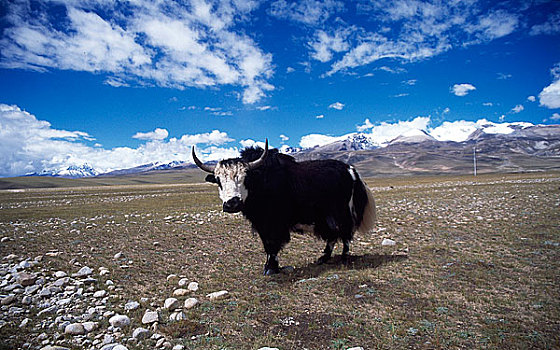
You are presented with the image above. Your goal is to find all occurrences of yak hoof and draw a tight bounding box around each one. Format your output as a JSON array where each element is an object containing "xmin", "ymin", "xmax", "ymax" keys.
[
  {"xmin": 263, "ymin": 267, "xmax": 280, "ymax": 276},
  {"xmin": 316, "ymin": 255, "xmax": 331, "ymax": 265}
]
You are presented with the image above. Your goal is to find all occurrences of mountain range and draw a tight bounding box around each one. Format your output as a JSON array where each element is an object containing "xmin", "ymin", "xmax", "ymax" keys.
[{"xmin": 27, "ymin": 124, "xmax": 560, "ymax": 179}]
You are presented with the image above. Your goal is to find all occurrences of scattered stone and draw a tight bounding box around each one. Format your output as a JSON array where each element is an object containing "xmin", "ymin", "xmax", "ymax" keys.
[
  {"xmin": 83, "ymin": 322, "xmax": 96, "ymax": 333},
  {"xmin": 172, "ymin": 345, "xmax": 185, "ymax": 350},
  {"xmin": 40, "ymin": 346, "xmax": 71, "ymax": 350},
  {"xmin": 187, "ymin": 281, "xmax": 199, "ymax": 291},
  {"xmin": 54, "ymin": 271, "xmax": 67, "ymax": 278},
  {"xmin": 64, "ymin": 323, "xmax": 86, "ymax": 335},
  {"xmin": 94, "ymin": 290, "xmax": 107, "ymax": 298},
  {"xmin": 177, "ymin": 278, "xmax": 189, "ymax": 287},
  {"xmin": 16, "ymin": 272, "xmax": 37, "ymax": 286},
  {"xmin": 381, "ymin": 238, "xmax": 396, "ymax": 246},
  {"xmin": 164, "ymin": 297, "xmax": 180, "ymax": 310},
  {"xmin": 166, "ymin": 274, "xmax": 178, "ymax": 282},
  {"xmin": 169, "ymin": 311, "xmax": 187, "ymax": 322},
  {"xmin": 132, "ymin": 327, "xmax": 150, "ymax": 340},
  {"xmin": 173, "ymin": 288, "xmax": 188, "ymax": 297},
  {"xmin": 109, "ymin": 315, "xmax": 131, "ymax": 328},
  {"xmin": 124, "ymin": 301, "xmax": 140, "ymax": 311},
  {"xmin": 113, "ymin": 252, "xmax": 124, "ymax": 260},
  {"xmin": 1, "ymin": 295, "xmax": 16, "ymax": 305},
  {"xmin": 206, "ymin": 290, "xmax": 229, "ymax": 300},
  {"xmin": 347, "ymin": 347, "xmax": 365, "ymax": 350},
  {"xmin": 257, "ymin": 348, "xmax": 279, "ymax": 350},
  {"xmin": 73, "ymin": 266, "xmax": 93, "ymax": 278},
  {"xmin": 19, "ymin": 318, "xmax": 31, "ymax": 328},
  {"xmin": 184, "ymin": 298, "xmax": 199, "ymax": 309},
  {"xmin": 141, "ymin": 310, "xmax": 159, "ymax": 324}
]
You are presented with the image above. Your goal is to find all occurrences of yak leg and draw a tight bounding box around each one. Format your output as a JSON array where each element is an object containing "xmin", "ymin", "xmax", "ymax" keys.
[
  {"xmin": 341, "ymin": 240, "xmax": 351, "ymax": 264},
  {"xmin": 317, "ymin": 240, "xmax": 336, "ymax": 265},
  {"xmin": 262, "ymin": 239, "xmax": 284, "ymax": 276}
]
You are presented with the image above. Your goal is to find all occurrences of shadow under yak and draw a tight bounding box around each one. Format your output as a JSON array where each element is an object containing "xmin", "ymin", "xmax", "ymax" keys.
[{"xmin": 272, "ymin": 253, "xmax": 408, "ymax": 284}]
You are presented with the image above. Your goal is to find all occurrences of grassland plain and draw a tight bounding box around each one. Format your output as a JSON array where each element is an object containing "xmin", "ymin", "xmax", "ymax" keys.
[{"xmin": 0, "ymin": 172, "xmax": 559, "ymax": 349}]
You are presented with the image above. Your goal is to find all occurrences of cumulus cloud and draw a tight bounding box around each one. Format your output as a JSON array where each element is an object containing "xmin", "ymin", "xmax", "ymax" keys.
[
  {"xmin": 530, "ymin": 13, "xmax": 560, "ymax": 36},
  {"xmin": 280, "ymin": 134, "xmax": 289, "ymax": 142},
  {"xmin": 357, "ymin": 116, "xmax": 431, "ymax": 145},
  {"xmin": 527, "ymin": 96, "xmax": 536, "ymax": 102},
  {"xmin": 0, "ymin": 104, "xmax": 235, "ymax": 177},
  {"xmin": 315, "ymin": 114, "xmax": 325, "ymax": 119},
  {"xmin": 0, "ymin": 0, "xmax": 273, "ymax": 104},
  {"xmin": 329, "ymin": 102, "xmax": 345, "ymax": 110},
  {"xmin": 133, "ymin": 128, "xmax": 169, "ymax": 141},
  {"xmin": 299, "ymin": 134, "xmax": 343, "ymax": 148},
  {"xmin": 539, "ymin": 63, "xmax": 560, "ymax": 109},
  {"xmin": 511, "ymin": 104, "xmax": 524, "ymax": 114},
  {"xmin": 551, "ymin": 113, "xmax": 560, "ymax": 121},
  {"xmin": 451, "ymin": 83, "xmax": 476, "ymax": 97}
]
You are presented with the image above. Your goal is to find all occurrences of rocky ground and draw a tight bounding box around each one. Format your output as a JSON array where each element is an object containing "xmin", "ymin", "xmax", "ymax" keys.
[
  {"xmin": 0, "ymin": 250, "xmax": 235, "ymax": 350},
  {"xmin": 0, "ymin": 173, "xmax": 559, "ymax": 349}
]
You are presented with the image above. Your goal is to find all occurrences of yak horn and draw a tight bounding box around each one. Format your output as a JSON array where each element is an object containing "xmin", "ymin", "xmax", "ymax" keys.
[
  {"xmin": 191, "ymin": 146, "xmax": 215, "ymax": 173},
  {"xmin": 247, "ymin": 139, "xmax": 268, "ymax": 170}
]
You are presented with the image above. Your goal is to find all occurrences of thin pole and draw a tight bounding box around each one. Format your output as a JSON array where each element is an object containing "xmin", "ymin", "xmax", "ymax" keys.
[{"xmin": 473, "ymin": 144, "xmax": 477, "ymax": 177}]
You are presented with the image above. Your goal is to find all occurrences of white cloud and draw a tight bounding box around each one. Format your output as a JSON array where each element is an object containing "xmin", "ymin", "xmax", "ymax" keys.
[
  {"xmin": 299, "ymin": 134, "xmax": 342, "ymax": 148},
  {"xmin": 256, "ymin": 105, "xmax": 273, "ymax": 111},
  {"xmin": 511, "ymin": 104, "xmax": 524, "ymax": 114},
  {"xmin": 280, "ymin": 134, "xmax": 289, "ymax": 142},
  {"xmin": 329, "ymin": 102, "xmax": 345, "ymax": 110},
  {"xmin": 0, "ymin": 1, "xmax": 274, "ymax": 104},
  {"xmin": 133, "ymin": 128, "xmax": 169, "ymax": 141},
  {"xmin": 309, "ymin": 29, "xmax": 351, "ymax": 62},
  {"xmin": 269, "ymin": 0, "xmax": 344, "ymax": 25},
  {"xmin": 451, "ymin": 83, "xmax": 476, "ymax": 97},
  {"xmin": 0, "ymin": 104, "xmax": 235, "ymax": 177},
  {"xmin": 527, "ymin": 96, "xmax": 536, "ymax": 102},
  {"xmin": 315, "ymin": 114, "xmax": 325, "ymax": 119},
  {"xmin": 551, "ymin": 113, "xmax": 560, "ymax": 121},
  {"xmin": 361, "ymin": 116, "xmax": 431, "ymax": 145},
  {"xmin": 323, "ymin": 3, "xmax": 520, "ymax": 76},
  {"xmin": 530, "ymin": 13, "xmax": 560, "ymax": 36},
  {"xmin": 239, "ymin": 139, "xmax": 267, "ymax": 149},
  {"xmin": 539, "ymin": 63, "xmax": 560, "ymax": 109},
  {"xmin": 483, "ymin": 102, "xmax": 493, "ymax": 106},
  {"xmin": 429, "ymin": 119, "xmax": 533, "ymax": 142}
]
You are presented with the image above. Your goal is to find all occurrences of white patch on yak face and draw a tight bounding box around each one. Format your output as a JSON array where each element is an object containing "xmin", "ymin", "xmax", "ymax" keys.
[{"xmin": 214, "ymin": 162, "xmax": 249, "ymax": 203}]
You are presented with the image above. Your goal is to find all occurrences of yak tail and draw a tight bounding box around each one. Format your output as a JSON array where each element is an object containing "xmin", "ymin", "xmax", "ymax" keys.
[{"xmin": 350, "ymin": 168, "xmax": 377, "ymax": 234}]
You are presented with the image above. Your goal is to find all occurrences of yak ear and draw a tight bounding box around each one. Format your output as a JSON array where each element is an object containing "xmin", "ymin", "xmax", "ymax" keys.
[{"xmin": 205, "ymin": 174, "xmax": 217, "ymax": 184}]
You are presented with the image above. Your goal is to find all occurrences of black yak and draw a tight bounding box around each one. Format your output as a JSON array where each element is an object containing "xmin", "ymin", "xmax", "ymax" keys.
[{"xmin": 192, "ymin": 140, "xmax": 376, "ymax": 275}]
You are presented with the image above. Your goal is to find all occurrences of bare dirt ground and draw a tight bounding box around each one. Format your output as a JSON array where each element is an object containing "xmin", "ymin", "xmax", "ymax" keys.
[{"xmin": 1, "ymin": 172, "xmax": 559, "ymax": 349}]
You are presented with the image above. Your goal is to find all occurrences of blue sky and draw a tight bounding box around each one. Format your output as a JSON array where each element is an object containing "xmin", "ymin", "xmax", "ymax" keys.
[{"xmin": 0, "ymin": 0, "xmax": 559, "ymax": 176}]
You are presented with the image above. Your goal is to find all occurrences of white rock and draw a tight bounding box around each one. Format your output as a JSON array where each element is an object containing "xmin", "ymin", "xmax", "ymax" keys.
[
  {"xmin": 173, "ymin": 288, "xmax": 188, "ymax": 297},
  {"xmin": 187, "ymin": 282, "xmax": 199, "ymax": 292},
  {"xmin": 114, "ymin": 252, "xmax": 123, "ymax": 259},
  {"xmin": 206, "ymin": 290, "xmax": 229, "ymax": 300},
  {"xmin": 347, "ymin": 348, "xmax": 364, "ymax": 350},
  {"xmin": 164, "ymin": 297, "xmax": 180, "ymax": 310},
  {"xmin": 132, "ymin": 327, "xmax": 150, "ymax": 340},
  {"xmin": 172, "ymin": 345, "xmax": 185, "ymax": 350},
  {"xmin": 184, "ymin": 298, "xmax": 199, "ymax": 309},
  {"xmin": 177, "ymin": 278, "xmax": 189, "ymax": 287},
  {"xmin": 124, "ymin": 301, "xmax": 140, "ymax": 311},
  {"xmin": 73, "ymin": 266, "xmax": 93, "ymax": 278},
  {"xmin": 94, "ymin": 290, "xmax": 107, "ymax": 298},
  {"xmin": 257, "ymin": 348, "xmax": 279, "ymax": 350},
  {"xmin": 109, "ymin": 314, "xmax": 131, "ymax": 328},
  {"xmin": 83, "ymin": 321, "xmax": 96, "ymax": 332},
  {"xmin": 169, "ymin": 311, "xmax": 187, "ymax": 322},
  {"xmin": 381, "ymin": 238, "xmax": 396, "ymax": 246},
  {"xmin": 54, "ymin": 271, "xmax": 67, "ymax": 278},
  {"xmin": 64, "ymin": 323, "xmax": 86, "ymax": 335},
  {"xmin": 141, "ymin": 310, "xmax": 159, "ymax": 324},
  {"xmin": 19, "ymin": 318, "xmax": 31, "ymax": 327},
  {"xmin": 166, "ymin": 274, "xmax": 178, "ymax": 282}
]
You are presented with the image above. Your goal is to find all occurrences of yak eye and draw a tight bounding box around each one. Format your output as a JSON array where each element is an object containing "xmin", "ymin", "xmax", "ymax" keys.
[{"xmin": 216, "ymin": 177, "xmax": 222, "ymax": 189}]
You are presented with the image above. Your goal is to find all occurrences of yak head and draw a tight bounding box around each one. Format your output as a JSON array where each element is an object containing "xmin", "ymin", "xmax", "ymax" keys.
[{"xmin": 192, "ymin": 140, "xmax": 268, "ymax": 213}]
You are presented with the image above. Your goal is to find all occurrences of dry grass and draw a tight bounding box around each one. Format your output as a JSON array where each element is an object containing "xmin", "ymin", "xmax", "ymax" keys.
[{"xmin": 1, "ymin": 172, "xmax": 559, "ymax": 349}]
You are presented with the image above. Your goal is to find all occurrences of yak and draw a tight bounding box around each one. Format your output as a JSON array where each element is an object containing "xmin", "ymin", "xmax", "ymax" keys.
[{"xmin": 192, "ymin": 140, "xmax": 376, "ymax": 275}]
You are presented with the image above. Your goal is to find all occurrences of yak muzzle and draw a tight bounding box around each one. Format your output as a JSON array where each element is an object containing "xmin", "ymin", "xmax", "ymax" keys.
[{"xmin": 223, "ymin": 197, "xmax": 243, "ymax": 213}]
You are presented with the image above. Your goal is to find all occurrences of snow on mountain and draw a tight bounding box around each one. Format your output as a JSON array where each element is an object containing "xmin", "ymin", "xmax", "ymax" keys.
[
  {"xmin": 29, "ymin": 164, "xmax": 100, "ymax": 178},
  {"xmin": 389, "ymin": 129, "xmax": 437, "ymax": 144}
]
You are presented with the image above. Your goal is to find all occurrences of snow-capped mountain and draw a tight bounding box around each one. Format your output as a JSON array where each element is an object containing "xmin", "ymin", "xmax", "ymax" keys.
[
  {"xmin": 29, "ymin": 164, "xmax": 100, "ymax": 178},
  {"xmin": 389, "ymin": 129, "xmax": 437, "ymax": 144}
]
